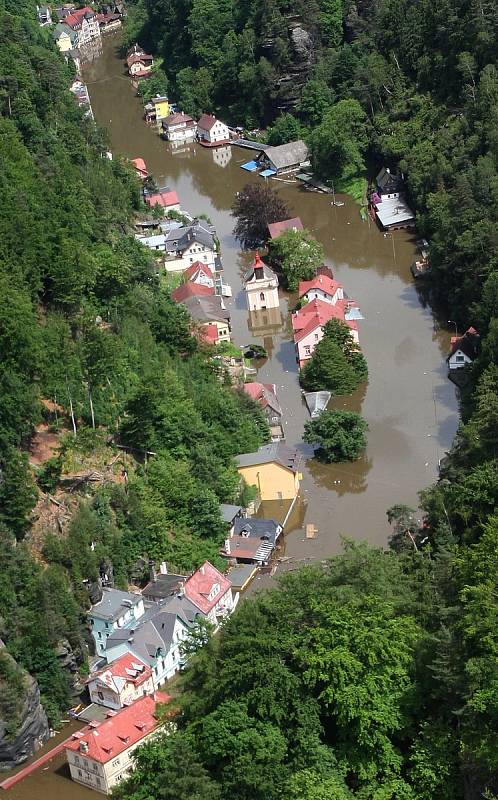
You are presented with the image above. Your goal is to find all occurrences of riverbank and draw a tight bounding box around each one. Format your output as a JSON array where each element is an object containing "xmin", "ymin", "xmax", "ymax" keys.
[{"xmin": 83, "ymin": 33, "xmax": 458, "ymax": 554}]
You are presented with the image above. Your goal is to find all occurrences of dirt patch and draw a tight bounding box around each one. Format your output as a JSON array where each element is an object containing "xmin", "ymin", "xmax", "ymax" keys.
[{"xmin": 29, "ymin": 424, "xmax": 63, "ymax": 466}]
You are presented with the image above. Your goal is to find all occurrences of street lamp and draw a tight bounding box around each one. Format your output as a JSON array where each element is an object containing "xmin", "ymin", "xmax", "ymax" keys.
[{"xmin": 447, "ymin": 320, "xmax": 458, "ymax": 336}]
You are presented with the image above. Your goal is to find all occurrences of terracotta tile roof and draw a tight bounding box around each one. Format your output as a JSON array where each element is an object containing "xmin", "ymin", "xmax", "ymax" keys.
[
  {"xmin": 171, "ymin": 282, "xmax": 214, "ymax": 303},
  {"xmin": 183, "ymin": 561, "xmax": 231, "ymax": 615},
  {"xmin": 200, "ymin": 323, "xmax": 219, "ymax": 345},
  {"xmin": 86, "ymin": 653, "xmax": 152, "ymax": 690},
  {"xmin": 131, "ymin": 157, "xmax": 147, "ymax": 176},
  {"xmin": 292, "ymin": 298, "xmax": 358, "ymax": 343},
  {"xmin": 183, "ymin": 261, "xmax": 213, "ymax": 281},
  {"xmin": 267, "ymin": 217, "xmax": 303, "ymax": 239},
  {"xmin": 144, "ymin": 190, "xmax": 179, "ymax": 208},
  {"xmin": 298, "ymin": 274, "xmax": 341, "ymax": 299},
  {"xmin": 65, "ymin": 693, "xmax": 169, "ymax": 764},
  {"xmin": 64, "ymin": 6, "xmax": 95, "ymax": 28}
]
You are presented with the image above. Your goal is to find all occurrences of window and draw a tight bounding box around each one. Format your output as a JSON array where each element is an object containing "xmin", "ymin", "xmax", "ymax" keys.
[
  {"xmin": 105, "ymin": 622, "xmax": 109, "ymax": 629},
  {"xmin": 98, "ymin": 631, "xmax": 102, "ymax": 638},
  {"xmin": 456, "ymin": 354, "xmax": 465, "ymax": 362},
  {"xmin": 74, "ymin": 755, "xmax": 80, "ymax": 764},
  {"xmin": 78, "ymin": 769, "xmax": 83, "ymax": 778},
  {"xmin": 112, "ymin": 758, "xmax": 120, "ymax": 768},
  {"xmin": 260, "ymin": 292, "xmax": 265, "ymax": 301},
  {"xmin": 304, "ymin": 346, "xmax": 311, "ymax": 355},
  {"xmin": 98, "ymin": 691, "xmax": 104, "ymax": 700},
  {"xmin": 314, "ymin": 333, "xmax": 319, "ymax": 340},
  {"xmin": 96, "ymin": 778, "xmax": 101, "ymax": 787}
]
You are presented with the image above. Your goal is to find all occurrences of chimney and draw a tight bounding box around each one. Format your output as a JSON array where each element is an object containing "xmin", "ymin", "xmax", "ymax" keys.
[
  {"xmin": 79, "ymin": 741, "xmax": 89, "ymax": 754},
  {"xmin": 159, "ymin": 561, "xmax": 168, "ymax": 575},
  {"xmin": 149, "ymin": 560, "xmax": 157, "ymax": 583},
  {"xmin": 200, "ymin": 565, "xmax": 205, "ymax": 575}
]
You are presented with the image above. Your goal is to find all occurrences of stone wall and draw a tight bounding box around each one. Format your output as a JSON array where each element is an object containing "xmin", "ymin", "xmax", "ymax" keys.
[{"xmin": 0, "ymin": 671, "xmax": 49, "ymax": 771}]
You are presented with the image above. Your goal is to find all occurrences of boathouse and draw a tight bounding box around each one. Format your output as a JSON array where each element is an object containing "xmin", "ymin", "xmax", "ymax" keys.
[{"xmin": 257, "ymin": 140, "xmax": 309, "ymax": 175}]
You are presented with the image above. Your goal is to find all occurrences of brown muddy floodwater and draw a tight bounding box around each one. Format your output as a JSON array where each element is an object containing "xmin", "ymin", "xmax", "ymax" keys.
[
  {"xmin": 4, "ymin": 32, "xmax": 459, "ymax": 800},
  {"xmin": 81, "ymin": 34, "xmax": 459, "ymax": 555}
]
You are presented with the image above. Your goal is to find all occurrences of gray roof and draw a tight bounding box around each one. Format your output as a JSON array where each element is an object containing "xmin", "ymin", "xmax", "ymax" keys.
[
  {"xmin": 142, "ymin": 573, "xmax": 186, "ymax": 600},
  {"xmin": 183, "ymin": 295, "xmax": 230, "ymax": 323},
  {"xmin": 234, "ymin": 517, "xmax": 282, "ymax": 545},
  {"xmin": 220, "ymin": 504, "xmax": 242, "ymax": 524},
  {"xmin": 236, "ymin": 442, "xmax": 300, "ymax": 473},
  {"xmin": 375, "ymin": 195, "xmax": 415, "ymax": 229},
  {"xmin": 89, "ymin": 588, "xmax": 142, "ymax": 622},
  {"xmin": 105, "ymin": 596, "xmax": 200, "ymax": 665},
  {"xmin": 261, "ymin": 140, "xmax": 309, "ymax": 171},
  {"xmin": 376, "ymin": 167, "xmax": 402, "ymax": 193},
  {"xmin": 164, "ymin": 221, "xmax": 215, "ymax": 254},
  {"xmin": 228, "ymin": 564, "xmax": 258, "ymax": 591},
  {"xmin": 52, "ymin": 22, "xmax": 77, "ymax": 41}
]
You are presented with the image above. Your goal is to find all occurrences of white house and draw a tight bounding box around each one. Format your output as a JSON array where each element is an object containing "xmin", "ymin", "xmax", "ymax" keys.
[
  {"xmin": 162, "ymin": 220, "xmax": 218, "ymax": 273},
  {"xmin": 104, "ymin": 598, "xmax": 199, "ymax": 687},
  {"xmin": 161, "ymin": 112, "xmax": 197, "ymax": 143},
  {"xmin": 298, "ymin": 274, "xmax": 344, "ymax": 306},
  {"xmin": 88, "ymin": 588, "xmax": 145, "ymax": 658},
  {"xmin": 37, "ymin": 5, "xmax": 52, "ymax": 25},
  {"xmin": 87, "ymin": 653, "xmax": 155, "ymax": 710},
  {"xmin": 447, "ymin": 327, "xmax": 480, "ymax": 370},
  {"xmin": 64, "ymin": 6, "xmax": 101, "ymax": 46},
  {"xmin": 65, "ymin": 692, "xmax": 169, "ymax": 795},
  {"xmin": 182, "ymin": 261, "xmax": 215, "ymax": 288},
  {"xmin": 197, "ymin": 114, "xmax": 230, "ymax": 146},
  {"xmin": 243, "ymin": 252, "xmax": 280, "ymax": 312}
]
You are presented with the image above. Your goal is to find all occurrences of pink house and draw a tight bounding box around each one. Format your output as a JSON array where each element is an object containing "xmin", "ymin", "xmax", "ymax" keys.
[
  {"xmin": 130, "ymin": 157, "xmax": 148, "ymax": 180},
  {"xmin": 292, "ymin": 298, "xmax": 359, "ymax": 367}
]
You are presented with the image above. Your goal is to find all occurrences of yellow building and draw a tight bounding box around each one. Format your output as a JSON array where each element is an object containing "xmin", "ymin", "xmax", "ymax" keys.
[
  {"xmin": 153, "ymin": 95, "xmax": 170, "ymax": 121},
  {"xmin": 236, "ymin": 443, "xmax": 302, "ymax": 501}
]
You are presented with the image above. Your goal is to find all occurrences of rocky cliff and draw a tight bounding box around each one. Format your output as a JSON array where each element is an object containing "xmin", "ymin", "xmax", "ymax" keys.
[{"xmin": 0, "ymin": 649, "xmax": 49, "ymax": 771}]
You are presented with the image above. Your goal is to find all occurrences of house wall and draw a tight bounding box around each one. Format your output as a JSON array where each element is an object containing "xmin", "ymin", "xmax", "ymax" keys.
[
  {"xmin": 199, "ymin": 122, "xmax": 230, "ymax": 144},
  {"xmin": 164, "ymin": 245, "xmax": 216, "ymax": 273},
  {"xmin": 246, "ymin": 282, "xmax": 279, "ymax": 312},
  {"xmin": 56, "ymin": 33, "xmax": 73, "ymax": 52},
  {"xmin": 302, "ymin": 287, "xmax": 343, "ymax": 305},
  {"xmin": 237, "ymin": 463, "xmax": 299, "ymax": 501},
  {"xmin": 90, "ymin": 599, "xmax": 145, "ymax": 657},
  {"xmin": 212, "ymin": 320, "xmax": 231, "ymax": 343},
  {"xmin": 165, "ymin": 124, "xmax": 196, "ymax": 142},
  {"xmin": 130, "ymin": 61, "xmax": 151, "ymax": 76},
  {"xmin": 154, "ymin": 99, "xmax": 170, "ymax": 120},
  {"xmin": 297, "ymin": 324, "xmax": 358, "ymax": 366},
  {"xmin": 448, "ymin": 350, "xmax": 472, "ymax": 370},
  {"xmin": 67, "ymin": 730, "xmax": 161, "ymax": 795},
  {"xmin": 88, "ymin": 674, "xmax": 155, "ymax": 710},
  {"xmin": 78, "ymin": 16, "xmax": 100, "ymax": 44}
]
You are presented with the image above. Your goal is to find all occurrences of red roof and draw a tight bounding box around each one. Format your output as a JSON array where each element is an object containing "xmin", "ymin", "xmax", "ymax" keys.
[
  {"xmin": 292, "ymin": 298, "xmax": 358, "ymax": 343},
  {"xmin": 184, "ymin": 561, "xmax": 231, "ymax": 615},
  {"xmin": 242, "ymin": 382, "xmax": 280, "ymax": 415},
  {"xmin": 171, "ymin": 282, "xmax": 214, "ymax": 303},
  {"xmin": 200, "ymin": 323, "xmax": 219, "ymax": 345},
  {"xmin": 448, "ymin": 328, "xmax": 480, "ymax": 360},
  {"xmin": 64, "ymin": 6, "xmax": 95, "ymax": 28},
  {"xmin": 267, "ymin": 217, "xmax": 304, "ymax": 239},
  {"xmin": 86, "ymin": 653, "xmax": 152, "ymax": 689},
  {"xmin": 298, "ymin": 274, "xmax": 341, "ymax": 300},
  {"xmin": 144, "ymin": 190, "xmax": 179, "ymax": 208},
  {"xmin": 65, "ymin": 693, "xmax": 169, "ymax": 764},
  {"xmin": 183, "ymin": 261, "xmax": 213, "ymax": 281},
  {"xmin": 131, "ymin": 157, "xmax": 147, "ymax": 177}
]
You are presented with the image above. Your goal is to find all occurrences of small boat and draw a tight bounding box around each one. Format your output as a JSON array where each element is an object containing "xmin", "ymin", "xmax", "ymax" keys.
[{"xmin": 304, "ymin": 391, "xmax": 331, "ymax": 418}]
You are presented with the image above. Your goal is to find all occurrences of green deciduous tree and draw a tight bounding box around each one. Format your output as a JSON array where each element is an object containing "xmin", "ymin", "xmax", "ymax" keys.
[
  {"xmin": 303, "ymin": 409, "xmax": 367, "ymax": 462},
  {"xmin": 268, "ymin": 229, "xmax": 324, "ymax": 290}
]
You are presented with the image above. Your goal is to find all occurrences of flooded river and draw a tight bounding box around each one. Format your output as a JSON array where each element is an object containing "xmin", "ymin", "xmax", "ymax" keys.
[
  {"xmin": 82, "ymin": 34, "xmax": 459, "ymax": 554},
  {"xmin": 5, "ymin": 31, "xmax": 459, "ymax": 800}
]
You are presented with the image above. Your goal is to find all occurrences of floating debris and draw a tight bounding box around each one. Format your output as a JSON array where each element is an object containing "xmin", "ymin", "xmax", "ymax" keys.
[{"xmin": 304, "ymin": 391, "xmax": 331, "ymax": 418}]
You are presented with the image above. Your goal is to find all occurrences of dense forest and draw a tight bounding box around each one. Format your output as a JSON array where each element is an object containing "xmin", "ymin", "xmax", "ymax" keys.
[
  {"xmin": 113, "ymin": 0, "xmax": 498, "ymax": 798},
  {"xmin": 0, "ymin": 0, "xmax": 268, "ymax": 727}
]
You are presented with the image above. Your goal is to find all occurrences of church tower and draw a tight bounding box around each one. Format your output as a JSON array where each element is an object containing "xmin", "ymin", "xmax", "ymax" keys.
[{"xmin": 243, "ymin": 252, "xmax": 280, "ymax": 312}]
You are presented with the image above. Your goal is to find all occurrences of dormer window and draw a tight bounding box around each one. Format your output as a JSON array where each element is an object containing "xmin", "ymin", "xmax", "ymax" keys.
[{"xmin": 208, "ymin": 583, "xmax": 220, "ymax": 601}]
